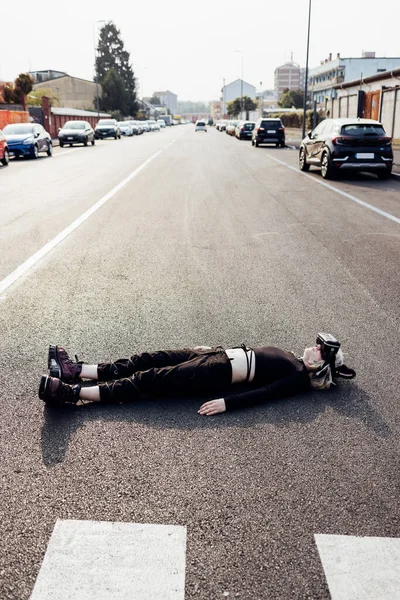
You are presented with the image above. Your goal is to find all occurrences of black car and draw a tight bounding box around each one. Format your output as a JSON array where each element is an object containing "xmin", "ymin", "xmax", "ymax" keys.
[
  {"xmin": 58, "ymin": 120, "xmax": 95, "ymax": 147},
  {"xmin": 94, "ymin": 119, "xmax": 121, "ymax": 140},
  {"xmin": 235, "ymin": 121, "xmax": 255, "ymax": 140},
  {"xmin": 299, "ymin": 118, "xmax": 393, "ymax": 180},
  {"xmin": 252, "ymin": 118, "xmax": 285, "ymax": 147}
]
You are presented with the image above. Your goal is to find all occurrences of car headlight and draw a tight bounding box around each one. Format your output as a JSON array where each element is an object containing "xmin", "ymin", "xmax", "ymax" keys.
[{"xmin": 23, "ymin": 137, "xmax": 35, "ymax": 145}]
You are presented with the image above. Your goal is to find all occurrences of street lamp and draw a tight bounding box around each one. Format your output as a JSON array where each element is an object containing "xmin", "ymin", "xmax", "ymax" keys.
[
  {"xmin": 302, "ymin": 0, "xmax": 312, "ymax": 139},
  {"xmin": 93, "ymin": 20, "xmax": 106, "ymax": 118},
  {"xmin": 235, "ymin": 50, "xmax": 244, "ymax": 119}
]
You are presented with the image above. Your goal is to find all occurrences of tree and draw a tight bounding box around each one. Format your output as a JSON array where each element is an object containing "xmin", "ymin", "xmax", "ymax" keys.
[
  {"xmin": 100, "ymin": 69, "xmax": 126, "ymax": 113},
  {"xmin": 27, "ymin": 88, "xmax": 59, "ymax": 107},
  {"xmin": 95, "ymin": 21, "xmax": 137, "ymax": 116},
  {"xmin": 226, "ymin": 96, "xmax": 257, "ymax": 119},
  {"xmin": 278, "ymin": 88, "xmax": 304, "ymax": 109},
  {"xmin": 150, "ymin": 96, "xmax": 161, "ymax": 106},
  {"xmin": 13, "ymin": 73, "xmax": 34, "ymax": 110}
]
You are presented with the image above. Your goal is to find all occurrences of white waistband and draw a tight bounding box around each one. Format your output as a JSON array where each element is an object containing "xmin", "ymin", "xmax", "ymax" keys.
[{"xmin": 225, "ymin": 348, "xmax": 256, "ymax": 384}]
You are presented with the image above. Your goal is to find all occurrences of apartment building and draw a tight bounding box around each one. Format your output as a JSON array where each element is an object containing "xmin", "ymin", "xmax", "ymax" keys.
[
  {"xmin": 274, "ymin": 62, "xmax": 305, "ymax": 97},
  {"xmin": 153, "ymin": 90, "xmax": 178, "ymax": 116}
]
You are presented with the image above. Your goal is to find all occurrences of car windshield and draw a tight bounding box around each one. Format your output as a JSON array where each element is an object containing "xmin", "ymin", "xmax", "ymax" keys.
[
  {"xmin": 244, "ymin": 123, "xmax": 255, "ymax": 130},
  {"xmin": 197, "ymin": 122, "xmax": 205, "ymax": 126},
  {"xmin": 341, "ymin": 124, "xmax": 386, "ymax": 136},
  {"xmin": 3, "ymin": 124, "xmax": 34, "ymax": 134},
  {"xmin": 98, "ymin": 120, "xmax": 115, "ymax": 126},
  {"xmin": 261, "ymin": 121, "xmax": 281, "ymax": 129},
  {"xmin": 63, "ymin": 122, "xmax": 85, "ymax": 130}
]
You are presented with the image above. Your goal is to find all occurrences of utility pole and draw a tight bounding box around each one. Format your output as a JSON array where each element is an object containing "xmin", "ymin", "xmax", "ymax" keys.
[
  {"xmin": 235, "ymin": 50, "xmax": 244, "ymax": 119},
  {"xmin": 302, "ymin": 0, "xmax": 312, "ymax": 139}
]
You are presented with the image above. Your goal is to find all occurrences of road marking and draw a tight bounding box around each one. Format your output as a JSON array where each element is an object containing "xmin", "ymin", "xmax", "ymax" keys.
[
  {"xmin": 315, "ymin": 534, "xmax": 400, "ymax": 599},
  {"xmin": 263, "ymin": 153, "xmax": 400, "ymax": 226},
  {"xmin": 30, "ymin": 519, "xmax": 187, "ymax": 600},
  {"xmin": 0, "ymin": 147, "xmax": 165, "ymax": 295}
]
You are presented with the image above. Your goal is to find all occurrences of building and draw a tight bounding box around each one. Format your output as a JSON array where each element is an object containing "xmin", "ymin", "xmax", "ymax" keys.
[
  {"xmin": 31, "ymin": 71, "xmax": 100, "ymax": 111},
  {"xmin": 221, "ymin": 79, "xmax": 257, "ymax": 116},
  {"xmin": 309, "ymin": 52, "xmax": 400, "ymax": 107},
  {"xmin": 256, "ymin": 89, "xmax": 279, "ymax": 112},
  {"xmin": 274, "ymin": 62, "xmax": 304, "ymax": 97},
  {"xmin": 152, "ymin": 91, "xmax": 177, "ymax": 116}
]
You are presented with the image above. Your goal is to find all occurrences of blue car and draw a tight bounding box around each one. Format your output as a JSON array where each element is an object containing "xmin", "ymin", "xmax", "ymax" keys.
[{"xmin": 2, "ymin": 123, "xmax": 52, "ymax": 159}]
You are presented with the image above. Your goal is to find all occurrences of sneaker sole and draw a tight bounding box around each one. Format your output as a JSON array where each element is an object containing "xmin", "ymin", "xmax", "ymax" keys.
[
  {"xmin": 48, "ymin": 345, "xmax": 61, "ymax": 378},
  {"xmin": 39, "ymin": 375, "xmax": 50, "ymax": 401}
]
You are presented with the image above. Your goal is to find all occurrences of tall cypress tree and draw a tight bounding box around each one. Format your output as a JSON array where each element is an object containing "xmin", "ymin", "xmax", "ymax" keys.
[{"xmin": 95, "ymin": 22, "xmax": 137, "ymax": 116}]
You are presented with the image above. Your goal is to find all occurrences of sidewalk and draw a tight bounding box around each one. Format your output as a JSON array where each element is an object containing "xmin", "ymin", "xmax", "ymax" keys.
[{"xmin": 284, "ymin": 128, "xmax": 400, "ymax": 178}]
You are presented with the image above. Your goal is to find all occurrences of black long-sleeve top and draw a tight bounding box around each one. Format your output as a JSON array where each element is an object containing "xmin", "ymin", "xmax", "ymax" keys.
[{"xmin": 224, "ymin": 347, "xmax": 311, "ymax": 411}]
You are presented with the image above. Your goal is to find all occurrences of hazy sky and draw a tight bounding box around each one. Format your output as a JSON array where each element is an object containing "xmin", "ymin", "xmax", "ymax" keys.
[{"xmin": 1, "ymin": 0, "xmax": 399, "ymax": 102}]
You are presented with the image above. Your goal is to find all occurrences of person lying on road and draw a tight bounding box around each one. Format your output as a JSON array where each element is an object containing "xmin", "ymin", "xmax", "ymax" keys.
[{"xmin": 39, "ymin": 333, "xmax": 356, "ymax": 415}]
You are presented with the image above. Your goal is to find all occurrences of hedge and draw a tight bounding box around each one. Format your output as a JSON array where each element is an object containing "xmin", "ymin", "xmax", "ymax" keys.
[{"xmin": 265, "ymin": 110, "xmax": 324, "ymax": 130}]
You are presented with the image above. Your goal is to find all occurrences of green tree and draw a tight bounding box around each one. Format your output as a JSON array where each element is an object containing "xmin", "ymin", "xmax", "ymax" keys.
[
  {"xmin": 95, "ymin": 21, "xmax": 137, "ymax": 116},
  {"xmin": 278, "ymin": 88, "xmax": 304, "ymax": 109},
  {"xmin": 100, "ymin": 69, "xmax": 126, "ymax": 113},
  {"xmin": 27, "ymin": 88, "xmax": 59, "ymax": 107},
  {"xmin": 227, "ymin": 96, "xmax": 257, "ymax": 119},
  {"xmin": 13, "ymin": 73, "xmax": 33, "ymax": 110},
  {"xmin": 150, "ymin": 96, "xmax": 161, "ymax": 105}
]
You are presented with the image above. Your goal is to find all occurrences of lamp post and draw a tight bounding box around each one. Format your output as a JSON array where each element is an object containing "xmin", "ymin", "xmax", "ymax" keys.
[
  {"xmin": 93, "ymin": 20, "xmax": 106, "ymax": 118},
  {"xmin": 302, "ymin": 0, "xmax": 312, "ymax": 139},
  {"xmin": 235, "ymin": 50, "xmax": 244, "ymax": 119}
]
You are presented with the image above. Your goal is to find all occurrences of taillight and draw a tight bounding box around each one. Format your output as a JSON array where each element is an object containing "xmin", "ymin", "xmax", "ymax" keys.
[
  {"xmin": 332, "ymin": 136, "xmax": 352, "ymax": 145},
  {"xmin": 278, "ymin": 127, "xmax": 284, "ymax": 132},
  {"xmin": 240, "ymin": 127, "xmax": 244, "ymax": 131},
  {"xmin": 379, "ymin": 136, "xmax": 392, "ymax": 146},
  {"xmin": 258, "ymin": 127, "xmax": 265, "ymax": 131}
]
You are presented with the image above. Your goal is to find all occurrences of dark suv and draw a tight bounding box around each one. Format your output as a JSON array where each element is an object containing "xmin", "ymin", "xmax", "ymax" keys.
[
  {"xmin": 252, "ymin": 118, "xmax": 285, "ymax": 147},
  {"xmin": 299, "ymin": 118, "xmax": 393, "ymax": 179}
]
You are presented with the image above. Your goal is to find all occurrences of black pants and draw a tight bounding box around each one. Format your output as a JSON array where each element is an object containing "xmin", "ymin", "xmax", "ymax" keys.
[{"xmin": 97, "ymin": 348, "xmax": 232, "ymax": 403}]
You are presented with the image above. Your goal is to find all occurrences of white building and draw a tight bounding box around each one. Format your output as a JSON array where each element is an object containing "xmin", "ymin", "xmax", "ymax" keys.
[
  {"xmin": 221, "ymin": 79, "xmax": 257, "ymax": 116},
  {"xmin": 309, "ymin": 52, "xmax": 400, "ymax": 106},
  {"xmin": 274, "ymin": 62, "xmax": 304, "ymax": 97},
  {"xmin": 153, "ymin": 90, "xmax": 178, "ymax": 115}
]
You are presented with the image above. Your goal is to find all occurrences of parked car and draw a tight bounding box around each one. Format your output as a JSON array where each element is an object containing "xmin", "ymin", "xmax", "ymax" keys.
[
  {"xmin": 236, "ymin": 121, "xmax": 256, "ymax": 140},
  {"xmin": 2, "ymin": 123, "xmax": 52, "ymax": 158},
  {"xmin": 94, "ymin": 119, "xmax": 121, "ymax": 139},
  {"xmin": 195, "ymin": 120, "xmax": 207, "ymax": 132},
  {"xmin": 58, "ymin": 121, "xmax": 95, "ymax": 147},
  {"xmin": 118, "ymin": 121, "xmax": 133, "ymax": 136},
  {"xmin": 140, "ymin": 121, "xmax": 150, "ymax": 132},
  {"xmin": 152, "ymin": 122, "xmax": 161, "ymax": 131},
  {"xmin": 226, "ymin": 120, "xmax": 239, "ymax": 135},
  {"xmin": 299, "ymin": 118, "xmax": 393, "ymax": 180},
  {"xmin": 157, "ymin": 119, "xmax": 166, "ymax": 128},
  {"xmin": 219, "ymin": 120, "xmax": 227, "ymax": 132},
  {"xmin": 0, "ymin": 129, "xmax": 9, "ymax": 166},
  {"xmin": 252, "ymin": 118, "xmax": 285, "ymax": 148}
]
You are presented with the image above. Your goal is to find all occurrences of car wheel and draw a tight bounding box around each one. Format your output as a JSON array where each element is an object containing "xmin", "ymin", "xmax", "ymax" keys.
[
  {"xmin": 60, "ymin": 141, "xmax": 64, "ymax": 148},
  {"xmin": 91, "ymin": 138, "xmax": 95, "ymax": 146},
  {"xmin": 321, "ymin": 151, "xmax": 336, "ymax": 179},
  {"xmin": 251, "ymin": 140, "xmax": 254, "ymax": 146},
  {"xmin": 377, "ymin": 169, "xmax": 391, "ymax": 180},
  {"xmin": 115, "ymin": 134, "xmax": 117, "ymax": 139},
  {"xmin": 276, "ymin": 142, "xmax": 279, "ymax": 147},
  {"xmin": 84, "ymin": 137, "xmax": 88, "ymax": 146},
  {"xmin": 69, "ymin": 144, "xmax": 73, "ymax": 147},
  {"xmin": 1, "ymin": 148, "xmax": 9, "ymax": 166},
  {"xmin": 299, "ymin": 148, "xmax": 310, "ymax": 171},
  {"xmin": 46, "ymin": 142, "xmax": 53, "ymax": 156},
  {"xmin": 32, "ymin": 145, "xmax": 39, "ymax": 159},
  {"xmin": 280, "ymin": 142, "xmax": 285, "ymax": 148},
  {"xmin": 255, "ymin": 141, "xmax": 259, "ymax": 147}
]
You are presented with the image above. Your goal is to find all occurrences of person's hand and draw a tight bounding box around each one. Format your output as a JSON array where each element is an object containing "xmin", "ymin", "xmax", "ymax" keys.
[
  {"xmin": 193, "ymin": 346, "xmax": 212, "ymax": 351},
  {"xmin": 198, "ymin": 398, "xmax": 226, "ymax": 416}
]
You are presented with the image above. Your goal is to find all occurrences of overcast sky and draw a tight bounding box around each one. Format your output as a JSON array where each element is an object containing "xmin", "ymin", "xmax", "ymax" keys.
[{"xmin": 1, "ymin": 0, "xmax": 399, "ymax": 102}]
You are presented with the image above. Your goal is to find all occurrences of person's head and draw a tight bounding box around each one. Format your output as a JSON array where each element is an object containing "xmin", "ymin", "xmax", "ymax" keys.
[{"xmin": 302, "ymin": 341, "xmax": 355, "ymax": 390}]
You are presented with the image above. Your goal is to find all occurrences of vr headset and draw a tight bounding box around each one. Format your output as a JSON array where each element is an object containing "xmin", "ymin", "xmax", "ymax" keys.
[{"xmin": 315, "ymin": 332, "xmax": 340, "ymax": 380}]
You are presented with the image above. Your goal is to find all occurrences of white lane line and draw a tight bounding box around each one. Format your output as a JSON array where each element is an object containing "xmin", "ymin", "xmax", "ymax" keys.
[
  {"xmin": 315, "ymin": 534, "xmax": 400, "ymax": 599},
  {"xmin": 0, "ymin": 147, "xmax": 164, "ymax": 295},
  {"xmin": 30, "ymin": 519, "xmax": 187, "ymax": 600},
  {"xmin": 262, "ymin": 153, "xmax": 400, "ymax": 226}
]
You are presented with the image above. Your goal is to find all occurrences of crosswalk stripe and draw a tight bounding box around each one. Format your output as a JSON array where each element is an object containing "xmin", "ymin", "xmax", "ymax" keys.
[
  {"xmin": 315, "ymin": 533, "xmax": 400, "ymax": 599},
  {"xmin": 30, "ymin": 519, "xmax": 187, "ymax": 600}
]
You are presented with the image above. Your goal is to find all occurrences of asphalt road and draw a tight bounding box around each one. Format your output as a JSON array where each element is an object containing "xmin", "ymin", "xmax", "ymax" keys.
[{"xmin": 0, "ymin": 126, "xmax": 399, "ymax": 599}]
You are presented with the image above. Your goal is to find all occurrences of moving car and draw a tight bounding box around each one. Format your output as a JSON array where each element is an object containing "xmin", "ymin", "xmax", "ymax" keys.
[
  {"xmin": 0, "ymin": 129, "xmax": 9, "ymax": 166},
  {"xmin": 94, "ymin": 119, "xmax": 121, "ymax": 140},
  {"xmin": 2, "ymin": 123, "xmax": 52, "ymax": 158},
  {"xmin": 118, "ymin": 121, "xmax": 133, "ymax": 136},
  {"xmin": 235, "ymin": 121, "xmax": 255, "ymax": 140},
  {"xmin": 252, "ymin": 118, "xmax": 285, "ymax": 147},
  {"xmin": 58, "ymin": 121, "xmax": 95, "ymax": 147},
  {"xmin": 299, "ymin": 118, "xmax": 393, "ymax": 179},
  {"xmin": 195, "ymin": 120, "xmax": 207, "ymax": 132}
]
